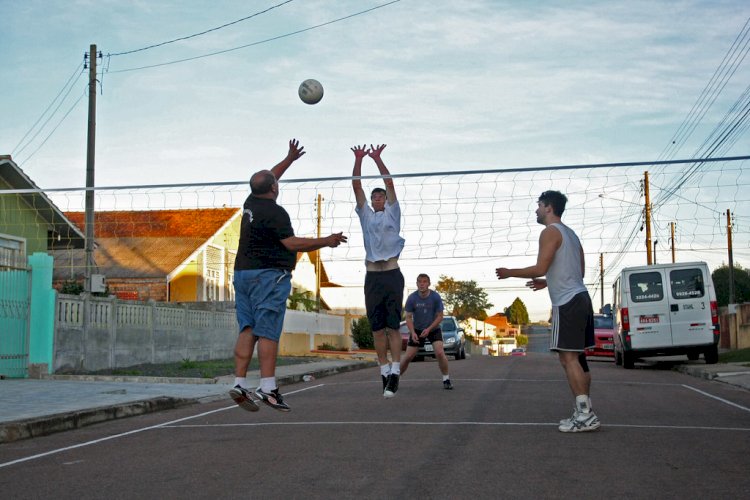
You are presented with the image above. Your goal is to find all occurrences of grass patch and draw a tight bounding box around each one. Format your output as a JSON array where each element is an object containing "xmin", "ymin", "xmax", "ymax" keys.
[
  {"xmin": 718, "ymin": 347, "xmax": 750, "ymax": 364},
  {"xmin": 67, "ymin": 357, "xmax": 322, "ymax": 379}
]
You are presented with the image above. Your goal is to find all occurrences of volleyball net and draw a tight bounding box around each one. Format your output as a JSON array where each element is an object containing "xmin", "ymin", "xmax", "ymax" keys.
[{"xmin": 2, "ymin": 155, "xmax": 748, "ymax": 319}]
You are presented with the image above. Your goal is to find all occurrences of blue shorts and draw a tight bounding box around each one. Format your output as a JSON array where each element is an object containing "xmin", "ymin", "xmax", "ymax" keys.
[{"xmin": 234, "ymin": 269, "xmax": 292, "ymax": 342}]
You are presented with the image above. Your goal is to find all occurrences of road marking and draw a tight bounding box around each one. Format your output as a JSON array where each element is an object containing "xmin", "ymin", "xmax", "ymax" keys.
[
  {"xmin": 682, "ymin": 384, "xmax": 750, "ymax": 413},
  {"xmin": 161, "ymin": 421, "xmax": 750, "ymax": 432},
  {"xmin": 0, "ymin": 385, "xmax": 320, "ymax": 469}
]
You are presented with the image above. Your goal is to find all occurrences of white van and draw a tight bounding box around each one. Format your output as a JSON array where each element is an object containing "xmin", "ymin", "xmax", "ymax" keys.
[{"xmin": 612, "ymin": 261, "xmax": 720, "ymax": 369}]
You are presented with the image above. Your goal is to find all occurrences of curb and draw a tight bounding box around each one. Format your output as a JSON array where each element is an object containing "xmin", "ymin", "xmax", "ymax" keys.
[
  {"xmin": 0, "ymin": 360, "xmax": 377, "ymax": 444},
  {"xmin": 0, "ymin": 397, "xmax": 191, "ymax": 444}
]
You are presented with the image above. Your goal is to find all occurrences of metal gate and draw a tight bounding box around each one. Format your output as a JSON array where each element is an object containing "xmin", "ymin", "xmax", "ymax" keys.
[{"xmin": 0, "ymin": 269, "xmax": 30, "ymax": 378}]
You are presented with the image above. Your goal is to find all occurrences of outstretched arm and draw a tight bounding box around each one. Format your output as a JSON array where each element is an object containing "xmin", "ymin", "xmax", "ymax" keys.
[
  {"xmin": 495, "ymin": 226, "xmax": 562, "ymax": 280},
  {"xmin": 351, "ymin": 145, "xmax": 368, "ymax": 208},
  {"xmin": 281, "ymin": 232, "xmax": 348, "ymax": 252},
  {"xmin": 270, "ymin": 139, "xmax": 306, "ymax": 181},
  {"xmin": 368, "ymin": 144, "xmax": 396, "ymax": 204}
]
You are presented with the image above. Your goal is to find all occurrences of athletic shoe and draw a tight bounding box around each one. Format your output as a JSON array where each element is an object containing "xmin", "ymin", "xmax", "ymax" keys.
[
  {"xmin": 382, "ymin": 375, "xmax": 388, "ymax": 391},
  {"xmin": 443, "ymin": 379, "xmax": 453, "ymax": 390},
  {"xmin": 229, "ymin": 385, "xmax": 260, "ymax": 412},
  {"xmin": 383, "ymin": 374, "xmax": 399, "ymax": 398},
  {"xmin": 255, "ymin": 387, "xmax": 291, "ymax": 412},
  {"xmin": 559, "ymin": 408, "xmax": 579, "ymax": 425},
  {"xmin": 558, "ymin": 411, "xmax": 601, "ymax": 433}
]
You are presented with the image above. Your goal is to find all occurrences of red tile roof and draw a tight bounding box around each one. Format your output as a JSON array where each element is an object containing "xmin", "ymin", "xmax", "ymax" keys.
[{"xmin": 64, "ymin": 208, "xmax": 239, "ymax": 238}]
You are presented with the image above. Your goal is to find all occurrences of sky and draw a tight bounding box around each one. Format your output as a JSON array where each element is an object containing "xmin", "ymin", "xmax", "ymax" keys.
[{"xmin": 2, "ymin": 0, "xmax": 749, "ymax": 320}]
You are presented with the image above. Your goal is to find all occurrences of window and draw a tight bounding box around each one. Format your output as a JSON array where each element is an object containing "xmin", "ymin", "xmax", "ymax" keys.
[
  {"xmin": 0, "ymin": 234, "xmax": 26, "ymax": 270},
  {"xmin": 629, "ymin": 272, "xmax": 664, "ymax": 302},
  {"xmin": 594, "ymin": 315, "xmax": 613, "ymax": 329},
  {"xmin": 670, "ymin": 268, "xmax": 705, "ymax": 299}
]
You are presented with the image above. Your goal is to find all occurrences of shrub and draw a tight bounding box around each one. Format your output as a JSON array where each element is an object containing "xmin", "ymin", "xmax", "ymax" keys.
[
  {"xmin": 61, "ymin": 280, "xmax": 84, "ymax": 295},
  {"xmin": 351, "ymin": 316, "xmax": 374, "ymax": 349},
  {"xmin": 515, "ymin": 333, "xmax": 529, "ymax": 347},
  {"xmin": 317, "ymin": 343, "xmax": 341, "ymax": 351}
]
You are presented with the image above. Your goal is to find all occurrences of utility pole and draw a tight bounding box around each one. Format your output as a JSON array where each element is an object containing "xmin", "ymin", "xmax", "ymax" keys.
[
  {"xmin": 670, "ymin": 222, "xmax": 676, "ymax": 263},
  {"xmin": 84, "ymin": 44, "xmax": 98, "ymax": 292},
  {"xmin": 644, "ymin": 171, "xmax": 653, "ymax": 265},
  {"xmin": 727, "ymin": 209, "xmax": 735, "ymax": 306},
  {"xmin": 316, "ymin": 194, "xmax": 322, "ymax": 312},
  {"xmin": 599, "ymin": 253, "xmax": 604, "ymax": 312}
]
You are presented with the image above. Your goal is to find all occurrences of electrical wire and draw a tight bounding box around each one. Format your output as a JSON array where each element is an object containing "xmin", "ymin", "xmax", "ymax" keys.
[
  {"xmin": 108, "ymin": 1, "xmax": 296, "ymax": 56},
  {"xmin": 107, "ymin": 1, "xmax": 402, "ymax": 74}
]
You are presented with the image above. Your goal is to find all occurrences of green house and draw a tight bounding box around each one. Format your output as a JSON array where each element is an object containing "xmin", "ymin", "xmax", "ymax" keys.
[{"xmin": 0, "ymin": 155, "xmax": 85, "ymax": 269}]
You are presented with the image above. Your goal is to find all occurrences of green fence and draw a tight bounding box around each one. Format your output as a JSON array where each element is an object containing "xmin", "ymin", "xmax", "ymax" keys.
[
  {"xmin": 0, "ymin": 268, "xmax": 30, "ymax": 378},
  {"xmin": 0, "ymin": 253, "xmax": 55, "ymax": 378}
]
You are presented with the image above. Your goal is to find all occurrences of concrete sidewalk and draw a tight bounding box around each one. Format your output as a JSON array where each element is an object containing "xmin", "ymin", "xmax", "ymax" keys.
[{"xmin": 0, "ymin": 357, "xmax": 377, "ymax": 444}]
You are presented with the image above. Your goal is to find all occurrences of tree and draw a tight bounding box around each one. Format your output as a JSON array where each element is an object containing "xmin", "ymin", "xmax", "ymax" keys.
[
  {"xmin": 436, "ymin": 275, "xmax": 493, "ymax": 323},
  {"xmin": 711, "ymin": 263, "xmax": 750, "ymax": 307},
  {"xmin": 504, "ymin": 297, "xmax": 530, "ymax": 325},
  {"xmin": 288, "ymin": 290, "xmax": 317, "ymax": 312}
]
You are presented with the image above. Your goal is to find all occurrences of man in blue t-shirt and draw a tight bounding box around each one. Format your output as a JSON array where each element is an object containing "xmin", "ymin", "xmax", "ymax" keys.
[{"xmin": 400, "ymin": 273, "xmax": 453, "ymax": 390}]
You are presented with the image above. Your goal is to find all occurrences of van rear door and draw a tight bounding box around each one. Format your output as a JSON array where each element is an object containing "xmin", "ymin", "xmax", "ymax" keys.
[
  {"xmin": 625, "ymin": 269, "xmax": 672, "ymax": 348},
  {"xmin": 668, "ymin": 266, "xmax": 714, "ymax": 346}
]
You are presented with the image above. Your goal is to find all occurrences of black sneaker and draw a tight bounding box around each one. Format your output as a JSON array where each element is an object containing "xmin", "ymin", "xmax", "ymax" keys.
[
  {"xmin": 229, "ymin": 385, "xmax": 260, "ymax": 412},
  {"xmin": 443, "ymin": 379, "xmax": 453, "ymax": 390},
  {"xmin": 255, "ymin": 387, "xmax": 291, "ymax": 412},
  {"xmin": 383, "ymin": 373, "xmax": 399, "ymax": 398},
  {"xmin": 382, "ymin": 375, "xmax": 388, "ymax": 391}
]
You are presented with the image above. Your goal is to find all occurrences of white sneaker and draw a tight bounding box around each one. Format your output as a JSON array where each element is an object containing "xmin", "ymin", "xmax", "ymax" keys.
[
  {"xmin": 559, "ymin": 408, "xmax": 580, "ymax": 425},
  {"xmin": 558, "ymin": 411, "xmax": 601, "ymax": 433}
]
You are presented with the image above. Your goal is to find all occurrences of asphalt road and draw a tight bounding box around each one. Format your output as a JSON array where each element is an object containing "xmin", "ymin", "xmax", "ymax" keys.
[{"xmin": 1, "ymin": 353, "xmax": 749, "ymax": 499}]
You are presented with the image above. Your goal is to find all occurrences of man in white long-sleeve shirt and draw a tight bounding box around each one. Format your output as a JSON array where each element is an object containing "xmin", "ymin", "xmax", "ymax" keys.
[
  {"xmin": 351, "ymin": 144, "xmax": 406, "ymax": 398},
  {"xmin": 495, "ymin": 190, "xmax": 600, "ymax": 433}
]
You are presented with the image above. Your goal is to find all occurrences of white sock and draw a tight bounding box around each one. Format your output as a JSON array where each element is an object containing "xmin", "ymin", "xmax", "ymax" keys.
[
  {"xmin": 575, "ymin": 395, "xmax": 591, "ymax": 413},
  {"xmin": 260, "ymin": 377, "xmax": 276, "ymax": 393},
  {"xmin": 380, "ymin": 364, "xmax": 391, "ymax": 377},
  {"xmin": 390, "ymin": 362, "xmax": 400, "ymax": 375},
  {"xmin": 443, "ymin": 375, "xmax": 450, "ymax": 382},
  {"xmin": 234, "ymin": 377, "xmax": 248, "ymax": 388}
]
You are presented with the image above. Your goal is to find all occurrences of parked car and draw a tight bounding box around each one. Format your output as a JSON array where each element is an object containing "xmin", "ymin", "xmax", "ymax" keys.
[
  {"xmin": 400, "ymin": 317, "xmax": 467, "ymax": 359},
  {"xmin": 399, "ymin": 321, "xmax": 409, "ymax": 351},
  {"xmin": 510, "ymin": 347, "xmax": 527, "ymax": 356},
  {"xmin": 612, "ymin": 261, "xmax": 720, "ymax": 369},
  {"xmin": 416, "ymin": 316, "xmax": 466, "ymax": 361},
  {"xmin": 585, "ymin": 313, "xmax": 615, "ymax": 358}
]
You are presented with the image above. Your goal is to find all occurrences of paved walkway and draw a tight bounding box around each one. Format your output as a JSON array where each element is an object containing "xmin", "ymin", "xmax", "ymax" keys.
[
  {"xmin": 0, "ymin": 358, "xmax": 377, "ymax": 443},
  {"xmin": 1, "ymin": 355, "xmax": 748, "ymax": 444}
]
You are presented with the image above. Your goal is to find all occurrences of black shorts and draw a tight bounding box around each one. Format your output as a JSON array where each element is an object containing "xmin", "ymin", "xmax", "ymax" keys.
[
  {"xmin": 550, "ymin": 291, "xmax": 594, "ymax": 352},
  {"xmin": 364, "ymin": 268, "xmax": 404, "ymax": 332},
  {"xmin": 407, "ymin": 328, "xmax": 443, "ymax": 348}
]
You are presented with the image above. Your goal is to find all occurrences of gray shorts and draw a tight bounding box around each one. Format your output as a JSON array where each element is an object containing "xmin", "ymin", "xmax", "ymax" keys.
[{"xmin": 550, "ymin": 291, "xmax": 594, "ymax": 352}]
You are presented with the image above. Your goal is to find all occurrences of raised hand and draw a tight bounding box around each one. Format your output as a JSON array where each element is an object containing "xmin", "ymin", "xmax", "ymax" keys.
[
  {"xmin": 368, "ymin": 144, "xmax": 386, "ymax": 160},
  {"xmin": 287, "ymin": 139, "xmax": 306, "ymax": 162},
  {"xmin": 351, "ymin": 144, "xmax": 368, "ymax": 159}
]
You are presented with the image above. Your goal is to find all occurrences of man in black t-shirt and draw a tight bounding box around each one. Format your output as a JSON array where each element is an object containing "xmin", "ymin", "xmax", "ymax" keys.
[{"xmin": 229, "ymin": 139, "xmax": 347, "ymax": 413}]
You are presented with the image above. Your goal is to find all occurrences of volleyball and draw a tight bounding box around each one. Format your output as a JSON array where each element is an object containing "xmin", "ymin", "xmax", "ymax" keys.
[{"xmin": 298, "ymin": 79, "xmax": 324, "ymax": 105}]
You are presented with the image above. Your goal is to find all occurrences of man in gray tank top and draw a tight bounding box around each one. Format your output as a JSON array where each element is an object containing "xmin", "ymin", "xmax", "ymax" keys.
[{"xmin": 495, "ymin": 190, "xmax": 600, "ymax": 433}]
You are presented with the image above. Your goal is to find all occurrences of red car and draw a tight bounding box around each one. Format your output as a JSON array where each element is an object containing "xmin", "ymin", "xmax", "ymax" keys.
[{"xmin": 586, "ymin": 313, "xmax": 615, "ymax": 358}]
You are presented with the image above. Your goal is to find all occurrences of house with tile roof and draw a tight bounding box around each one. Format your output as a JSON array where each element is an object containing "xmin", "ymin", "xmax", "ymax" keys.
[
  {"xmin": 50, "ymin": 208, "xmax": 342, "ymax": 307},
  {"xmin": 0, "ymin": 156, "xmax": 85, "ymax": 269}
]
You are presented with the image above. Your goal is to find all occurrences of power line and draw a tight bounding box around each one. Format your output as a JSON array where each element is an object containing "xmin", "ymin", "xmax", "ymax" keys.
[
  {"xmin": 107, "ymin": 1, "xmax": 402, "ymax": 74},
  {"xmin": 12, "ymin": 61, "xmax": 84, "ymax": 155},
  {"xmin": 108, "ymin": 1, "xmax": 296, "ymax": 56}
]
